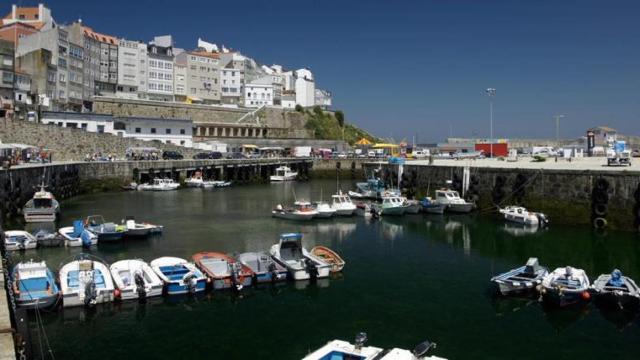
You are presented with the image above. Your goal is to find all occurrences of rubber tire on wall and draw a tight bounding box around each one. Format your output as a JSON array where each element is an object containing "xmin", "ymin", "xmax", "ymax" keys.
[
  {"xmin": 592, "ymin": 190, "xmax": 608, "ymax": 204},
  {"xmin": 593, "ymin": 203, "xmax": 608, "ymax": 217},
  {"xmin": 595, "ymin": 178, "xmax": 609, "ymax": 192},
  {"xmin": 593, "ymin": 217, "xmax": 607, "ymax": 229}
]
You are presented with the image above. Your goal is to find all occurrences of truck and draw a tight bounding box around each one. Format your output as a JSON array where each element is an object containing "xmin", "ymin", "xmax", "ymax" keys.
[
  {"xmin": 293, "ymin": 146, "xmax": 312, "ymax": 158},
  {"xmin": 607, "ymin": 140, "xmax": 632, "ymax": 166}
]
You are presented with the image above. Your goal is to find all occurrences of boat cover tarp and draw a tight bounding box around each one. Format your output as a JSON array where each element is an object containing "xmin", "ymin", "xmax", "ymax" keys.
[{"xmin": 608, "ymin": 269, "xmax": 624, "ymax": 287}]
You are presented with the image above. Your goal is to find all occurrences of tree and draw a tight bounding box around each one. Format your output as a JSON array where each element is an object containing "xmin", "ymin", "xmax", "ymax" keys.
[
  {"xmin": 335, "ymin": 110, "xmax": 345, "ymax": 127},
  {"xmin": 295, "ymin": 104, "xmax": 304, "ymax": 112},
  {"xmin": 313, "ymin": 105, "xmax": 323, "ymax": 116}
]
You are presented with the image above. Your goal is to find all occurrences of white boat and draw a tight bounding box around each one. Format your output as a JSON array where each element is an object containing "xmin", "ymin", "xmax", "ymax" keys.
[
  {"xmin": 540, "ymin": 266, "xmax": 591, "ymax": 307},
  {"xmin": 272, "ymin": 201, "xmax": 318, "ymax": 221},
  {"xmin": 185, "ymin": 174, "xmax": 205, "ymax": 188},
  {"xmin": 499, "ymin": 206, "xmax": 548, "ymax": 226},
  {"xmin": 330, "ymin": 191, "xmax": 356, "ymax": 216},
  {"xmin": 304, "ymin": 333, "xmax": 447, "ymax": 360},
  {"xmin": 22, "ymin": 184, "xmax": 59, "ymax": 223},
  {"xmin": 355, "ymin": 202, "xmax": 374, "ymax": 217},
  {"xmin": 110, "ymin": 259, "xmax": 163, "ymax": 301},
  {"xmin": 150, "ymin": 257, "xmax": 207, "ymax": 295},
  {"xmin": 3, "ymin": 230, "xmax": 38, "ymax": 251},
  {"xmin": 203, "ymin": 180, "xmax": 232, "ymax": 188},
  {"xmin": 269, "ymin": 233, "xmax": 331, "ymax": 280},
  {"xmin": 404, "ymin": 199, "xmax": 421, "ymax": 214},
  {"xmin": 137, "ymin": 178, "xmax": 180, "ymax": 191},
  {"xmin": 434, "ymin": 189, "xmax": 474, "ymax": 213},
  {"xmin": 374, "ymin": 195, "xmax": 408, "ymax": 216},
  {"xmin": 314, "ymin": 201, "xmax": 336, "ymax": 218},
  {"xmin": 270, "ymin": 166, "xmax": 298, "ymax": 181},
  {"xmin": 59, "ymin": 257, "xmax": 115, "ymax": 307},
  {"xmin": 490, "ymin": 258, "xmax": 549, "ymax": 296},
  {"xmin": 122, "ymin": 216, "xmax": 163, "ymax": 237},
  {"xmin": 58, "ymin": 220, "xmax": 98, "ymax": 247}
]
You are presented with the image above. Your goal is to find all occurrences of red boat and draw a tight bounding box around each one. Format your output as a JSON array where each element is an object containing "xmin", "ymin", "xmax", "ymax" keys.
[{"xmin": 192, "ymin": 252, "xmax": 253, "ymax": 290}]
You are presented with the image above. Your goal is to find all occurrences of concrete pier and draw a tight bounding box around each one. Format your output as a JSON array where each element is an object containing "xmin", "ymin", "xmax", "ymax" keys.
[{"xmin": 0, "ymin": 255, "xmax": 16, "ymax": 360}]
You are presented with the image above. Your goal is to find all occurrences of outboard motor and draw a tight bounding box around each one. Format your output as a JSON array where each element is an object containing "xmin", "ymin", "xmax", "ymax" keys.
[
  {"xmin": 268, "ymin": 262, "xmax": 280, "ymax": 282},
  {"xmin": 84, "ymin": 279, "xmax": 98, "ymax": 307},
  {"xmin": 184, "ymin": 273, "xmax": 198, "ymax": 294},
  {"xmin": 80, "ymin": 230, "xmax": 93, "ymax": 247},
  {"xmin": 413, "ymin": 340, "xmax": 437, "ymax": 358},
  {"xmin": 305, "ymin": 258, "xmax": 318, "ymax": 279},
  {"xmin": 354, "ymin": 332, "xmax": 368, "ymax": 350},
  {"xmin": 536, "ymin": 213, "xmax": 549, "ymax": 227},
  {"xmin": 230, "ymin": 263, "xmax": 243, "ymax": 291},
  {"xmin": 134, "ymin": 270, "xmax": 147, "ymax": 301}
]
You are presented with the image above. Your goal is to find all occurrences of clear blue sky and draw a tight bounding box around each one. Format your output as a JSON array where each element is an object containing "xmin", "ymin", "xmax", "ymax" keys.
[{"xmin": 32, "ymin": 0, "xmax": 640, "ymax": 141}]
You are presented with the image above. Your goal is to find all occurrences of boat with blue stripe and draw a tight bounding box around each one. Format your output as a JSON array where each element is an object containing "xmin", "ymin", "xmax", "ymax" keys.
[
  {"xmin": 490, "ymin": 257, "xmax": 548, "ymax": 296},
  {"xmin": 150, "ymin": 257, "xmax": 207, "ymax": 295},
  {"xmin": 12, "ymin": 260, "xmax": 60, "ymax": 309}
]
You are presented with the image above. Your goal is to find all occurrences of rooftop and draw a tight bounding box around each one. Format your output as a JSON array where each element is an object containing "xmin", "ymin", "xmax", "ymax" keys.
[{"xmin": 82, "ymin": 25, "xmax": 118, "ymax": 45}]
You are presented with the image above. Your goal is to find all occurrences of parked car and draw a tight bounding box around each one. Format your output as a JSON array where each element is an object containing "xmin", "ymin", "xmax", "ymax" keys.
[
  {"xmin": 162, "ymin": 150, "xmax": 183, "ymax": 160},
  {"xmin": 633, "ymin": 149, "xmax": 640, "ymax": 158},
  {"xmin": 226, "ymin": 152, "xmax": 246, "ymax": 159},
  {"xmin": 193, "ymin": 151, "xmax": 222, "ymax": 159}
]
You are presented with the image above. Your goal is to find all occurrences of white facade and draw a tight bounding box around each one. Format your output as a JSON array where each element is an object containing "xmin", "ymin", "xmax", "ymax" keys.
[
  {"xmin": 244, "ymin": 76, "xmax": 274, "ymax": 108},
  {"xmin": 220, "ymin": 63, "xmax": 243, "ymax": 104},
  {"xmin": 41, "ymin": 112, "xmax": 116, "ymax": 134},
  {"xmin": 314, "ymin": 88, "xmax": 332, "ymax": 109},
  {"xmin": 174, "ymin": 62, "xmax": 187, "ymax": 98},
  {"xmin": 294, "ymin": 69, "xmax": 315, "ymax": 107},
  {"xmin": 120, "ymin": 117, "xmax": 193, "ymax": 146},
  {"xmin": 146, "ymin": 40, "xmax": 174, "ymax": 101},
  {"xmin": 116, "ymin": 39, "xmax": 147, "ymax": 99}
]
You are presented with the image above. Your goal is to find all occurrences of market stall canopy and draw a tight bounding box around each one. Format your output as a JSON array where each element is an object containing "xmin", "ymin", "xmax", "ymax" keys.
[
  {"xmin": 355, "ymin": 138, "xmax": 372, "ymax": 146},
  {"xmin": 372, "ymin": 143, "xmax": 399, "ymax": 148}
]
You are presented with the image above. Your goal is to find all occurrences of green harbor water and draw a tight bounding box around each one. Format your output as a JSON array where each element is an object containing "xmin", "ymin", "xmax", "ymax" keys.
[{"xmin": 8, "ymin": 180, "xmax": 640, "ymax": 359}]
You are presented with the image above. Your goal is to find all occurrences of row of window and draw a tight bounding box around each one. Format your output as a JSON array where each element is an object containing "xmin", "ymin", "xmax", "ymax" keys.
[
  {"xmin": 149, "ymin": 72, "xmax": 173, "ymax": 80},
  {"xmin": 134, "ymin": 127, "xmax": 187, "ymax": 135},
  {"xmin": 148, "ymin": 60, "xmax": 173, "ymax": 70},
  {"xmin": 148, "ymin": 82, "xmax": 173, "ymax": 92},
  {"xmin": 247, "ymin": 92, "xmax": 271, "ymax": 99}
]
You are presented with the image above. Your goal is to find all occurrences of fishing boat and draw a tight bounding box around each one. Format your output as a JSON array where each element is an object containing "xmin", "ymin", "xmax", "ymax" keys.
[
  {"xmin": 59, "ymin": 257, "xmax": 115, "ymax": 307},
  {"xmin": 269, "ymin": 233, "xmax": 331, "ymax": 280},
  {"xmin": 540, "ymin": 266, "xmax": 591, "ymax": 307},
  {"xmin": 303, "ymin": 332, "xmax": 447, "ymax": 360},
  {"xmin": 272, "ymin": 201, "xmax": 318, "ymax": 221},
  {"xmin": 58, "ymin": 220, "xmax": 98, "ymax": 247},
  {"xmin": 499, "ymin": 206, "xmax": 549, "ymax": 227},
  {"xmin": 270, "ymin": 166, "xmax": 298, "ymax": 181},
  {"xmin": 490, "ymin": 258, "xmax": 549, "ymax": 296},
  {"xmin": 349, "ymin": 177, "xmax": 387, "ymax": 199},
  {"xmin": 434, "ymin": 189, "xmax": 474, "ymax": 213},
  {"xmin": 22, "ymin": 184, "xmax": 60, "ymax": 223},
  {"xmin": 122, "ymin": 216, "xmax": 163, "ymax": 238},
  {"xmin": 310, "ymin": 246, "xmax": 345, "ymax": 273},
  {"xmin": 237, "ymin": 252, "xmax": 288, "ymax": 283},
  {"xmin": 110, "ymin": 259, "xmax": 164, "ymax": 301},
  {"xmin": 404, "ymin": 199, "xmax": 421, "ymax": 214},
  {"xmin": 3, "ymin": 230, "xmax": 38, "ymax": 251},
  {"xmin": 420, "ymin": 197, "xmax": 446, "ymax": 214},
  {"xmin": 330, "ymin": 191, "xmax": 356, "ymax": 216},
  {"xmin": 373, "ymin": 195, "xmax": 408, "ymax": 216},
  {"xmin": 185, "ymin": 172, "xmax": 205, "ymax": 187},
  {"xmin": 137, "ymin": 178, "xmax": 180, "ymax": 191},
  {"xmin": 84, "ymin": 215, "xmax": 125, "ymax": 242},
  {"xmin": 11, "ymin": 260, "xmax": 60, "ymax": 309},
  {"xmin": 355, "ymin": 202, "xmax": 375, "ymax": 217},
  {"xmin": 33, "ymin": 229, "xmax": 62, "ymax": 247},
  {"xmin": 192, "ymin": 252, "xmax": 253, "ymax": 290},
  {"xmin": 313, "ymin": 201, "xmax": 336, "ymax": 218},
  {"xmin": 591, "ymin": 269, "xmax": 640, "ymax": 310},
  {"xmin": 150, "ymin": 257, "xmax": 207, "ymax": 295}
]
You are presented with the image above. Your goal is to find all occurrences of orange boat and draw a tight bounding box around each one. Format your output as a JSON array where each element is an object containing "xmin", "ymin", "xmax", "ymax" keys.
[
  {"xmin": 310, "ymin": 246, "xmax": 345, "ymax": 273},
  {"xmin": 192, "ymin": 252, "xmax": 253, "ymax": 290}
]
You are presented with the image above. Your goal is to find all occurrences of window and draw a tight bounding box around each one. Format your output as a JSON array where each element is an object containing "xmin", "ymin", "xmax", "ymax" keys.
[
  {"xmin": 135, "ymin": 127, "xmax": 141, "ymax": 133},
  {"xmin": 180, "ymin": 129, "xmax": 185, "ymax": 135},
  {"xmin": 166, "ymin": 128, "xmax": 171, "ymax": 134},
  {"xmin": 165, "ymin": 63, "xmax": 172, "ymax": 69},
  {"xmin": 180, "ymin": 140, "xmax": 185, "ymax": 145},
  {"xmin": 97, "ymin": 125, "xmax": 105, "ymax": 133},
  {"xmin": 151, "ymin": 128, "xmax": 156, "ymax": 134},
  {"xmin": 81, "ymin": 123, "xmax": 88, "ymax": 129}
]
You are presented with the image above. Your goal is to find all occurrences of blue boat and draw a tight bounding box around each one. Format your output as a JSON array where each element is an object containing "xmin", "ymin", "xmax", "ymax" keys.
[
  {"xmin": 150, "ymin": 257, "xmax": 207, "ymax": 295},
  {"xmin": 11, "ymin": 260, "xmax": 60, "ymax": 309},
  {"xmin": 237, "ymin": 252, "xmax": 288, "ymax": 283},
  {"xmin": 84, "ymin": 215, "xmax": 125, "ymax": 242},
  {"xmin": 420, "ymin": 197, "xmax": 446, "ymax": 214}
]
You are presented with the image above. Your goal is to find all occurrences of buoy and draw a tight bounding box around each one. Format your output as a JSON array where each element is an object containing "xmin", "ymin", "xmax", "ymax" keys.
[
  {"xmin": 581, "ymin": 291, "xmax": 591, "ymax": 300},
  {"xmin": 114, "ymin": 288, "xmax": 121, "ymax": 299}
]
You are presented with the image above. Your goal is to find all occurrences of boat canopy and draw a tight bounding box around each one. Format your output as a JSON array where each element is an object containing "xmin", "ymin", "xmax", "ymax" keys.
[{"xmin": 280, "ymin": 233, "xmax": 303, "ymax": 241}]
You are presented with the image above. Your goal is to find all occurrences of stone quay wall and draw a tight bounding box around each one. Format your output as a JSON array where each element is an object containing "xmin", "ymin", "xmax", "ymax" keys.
[{"xmin": 364, "ymin": 162, "xmax": 640, "ymax": 231}]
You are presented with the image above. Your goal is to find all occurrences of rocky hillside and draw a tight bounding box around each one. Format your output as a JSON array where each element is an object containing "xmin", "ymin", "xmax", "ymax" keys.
[{"xmin": 301, "ymin": 106, "xmax": 380, "ymax": 145}]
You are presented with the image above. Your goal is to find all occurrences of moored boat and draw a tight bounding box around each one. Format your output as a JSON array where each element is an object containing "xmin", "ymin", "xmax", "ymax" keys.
[
  {"xmin": 137, "ymin": 178, "xmax": 180, "ymax": 191},
  {"xmin": 185, "ymin": 172, "xmax": 205, "ymax": 187},
  {"xmin": 122, "ymin": 216, "xmax": 163, "ymax": 238},
  {"xmin": 33, "ymin": 229, "xmax": 62, "ymax": 247},
  {"xmin": 355, "ymin": 202, "xmax": 375, "ymax": 217},
  {"xmin": 540, "ymin": 266, "xmax": 591, "ymax": 307},
  {"xmin": 490, "ymin": 257, "xmax": 548, "ymax": 296},
  {"xmin": 192, "ymin": 252, "xmax": 253, "ymax": 290},
  {"xmin": 270, "ymin": 166, "xmax": 297, "ymax": 181},
  {"xmin": 110, "ymin": 259, "xmax": 163, "ymax": 301},
  {"xmin": 237, "ymin": 252, "xmax": 288, "ymax": 283},
  {"xmin": 404, "ymin": 199, "xmax": 421, "ymax": 214},
  {"xmin": 330, "ymin": 191, "xmax": 356, "ymax": 216},
  {"xmin": 84, "ymin": 215, "xmax": 125, "ymax": 242},
  {"xmin": 499, "ymin": 206, "xmax": 548, "ymax": 227},
  {"xmin": 22, "ymin": 184, "xmax": 59, "ymax": 223},
  {"xmin": 349, "ymin": 177, "xmax": 387, "ymax": 199},
  {"xmin": 374, "ymin": 195, "xmax": 408, "ymax": 216},
  {"xmin": 272, "ymin": 201, "xmax": 318, "ymax": 221},
  {"xmin": 420, "ymin": 197, "xmax": 446, "ymax": 214},
  {"xmin": 12, "ymin": 260, "xmax": 60, "ymax": 309},
  {"xmin": 591, "ymin": 269, "xmax": 640, "ymax": 310},
  {"xmin": 269, "ymin": 233, "xmax": 331, "ymax": 280},
  {"xmin": 58, "ymin": 220, "xmax": 98, "ymax": 247},
  {"xmin": 59, "ymin": 257, "xmax": 115, "ymax": 307},
  {"xmin": 150, "ymin": 257, "xmax": 207, "ymax": 295},
  {"xmin": 434, "ymin": 189, "xmax": 474, "ymax": 213},
  {"xmin": 310, "ymin": 246, "xmax": 345, "ymax": 273},
  {"xmin": 313, "ymin": 201, "xmax": 336, "ymax": 218},
  {"xmin": 4, "ymin": 230, "xmax": 38, "ymax": 251}
]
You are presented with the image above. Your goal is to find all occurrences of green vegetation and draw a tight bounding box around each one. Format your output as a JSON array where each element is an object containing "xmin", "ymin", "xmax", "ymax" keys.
[{"xmin": 304, "ymin": 108, "xmax": 380, "ymax": 145}]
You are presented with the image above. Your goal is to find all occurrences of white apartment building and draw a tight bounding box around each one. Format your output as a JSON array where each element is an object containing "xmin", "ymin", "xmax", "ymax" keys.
[
  {"xmin": 41, "ymin": 111, "xmax": 115, "ymax": 133},
  {"xmin": 146, "ymin": 37, "xmax": 174, "ymax": 101},
  {"xmin": 244, "ymin": 76, "xmax": 273, "ymax": 108},
  {"xmin": 116, "ymin": 39, "xmax": 147, "ymax": 99},
  {"xmin": 294, "ymin": 68, "xmax": 314, "ymax": 107},
  {"xmin": 180, "ymin": 50, "xmax": 220, "ymax": 103},
  {"xmin": 173, "ymin": 59, "xmax": 187, "ymax": 102},
  {"xmin": 220, "ymin": 60, "xmax": 243, "ymax": 105}
]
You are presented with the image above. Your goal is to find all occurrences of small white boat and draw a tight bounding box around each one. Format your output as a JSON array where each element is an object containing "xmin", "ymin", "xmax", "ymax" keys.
[
  {"xmin": 12, "ymin": 260, "xmax": 60, "ymax": 309},
  {"xmin": 270, "ymin": 233, "xmax": 331, "ymax": 281},
  {"xmin": 137, "ymin": 178, "xmax": 180, "ymax": 191},
  {"xmin": 185, "ymin": 174, "xmax": 205, "ymax": 188},
  {"xmin": 270, "ymin": 166, "xmax": 297, "ymax": 182},
  {"xmin": 23, "ymin": 184, "xmax": 59, "ymax": 223},
  {"xmin": 58, "ymin": 220, "xmax": 98, "ymax": 247},
  {"xmin": 499, "ymin": 206, "xmax": 548, "ymax": 227},
  {"xmin": 150, "ymin": 257, "xmax": 207, "ymax": 295},
  {"xmin": 304, "ymin": 333, "xmax": 447, "ymax": 360},
  {"xmin": 203, "ymin": 180, "xmax": 232, "ymax": 188},
  {"xmin": 314, "ymin": 201, "xmax": 336, "ymax": 218},
  {"xmin": 110, "ymin": 259, "xmax": 164, "ymax": 301},
  {"xmin": 490, "ymin": 258, "xmax": 549, "ymax": 296},
  {"xmin": 122, "ymin": 216, "xmax": 163, "ymax": 238},
  {"xmin": 540, "ymin": 266, "xmax": 591, "ymax": 307},
  {"xmin": 374, "ymin": 195, "xmax": 408, "ymax": 216},
  {"xmin": 404, "ymin": 199, "xmax": 421, "ymax": 214},
  {"xmin": 59, "ymin": 257, "xmax": 115, "ymax": 307},
  {"xmin": 355, "ymin": 202, "xmax": 374, "ymax": 217},
  {"xmin": 272, "ymin": 201, "xmax": 318, "ymax": 221},
  {"xmin": 330, "ymin": 191, "xmax": 356, "ymax": 216},
  {"xmin": 4, "ymin": 230, "xmax": 38, "ymax": 251},
  {"xmin": 434, "ymin": 189, "xmax": 474, "ymax": 213}
]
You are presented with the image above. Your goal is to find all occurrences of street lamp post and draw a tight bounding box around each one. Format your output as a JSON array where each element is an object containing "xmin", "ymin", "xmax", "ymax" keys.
[
  {"xmin": 486, "ymin": 88, "xmax": 496, "ymax": 158},
  {"xmin": 554, "ymin": 115, "xmax": 565, "ymax": 145}
]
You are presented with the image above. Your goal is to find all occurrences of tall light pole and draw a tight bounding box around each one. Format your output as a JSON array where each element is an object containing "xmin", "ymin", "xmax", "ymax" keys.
[
  {"xmin": 486, "ymin": 88, "xmax": 496, "ymax": 158},
  {"xmin": 554, "ymin": 114, "xmax": 565, "ymax": 145}
]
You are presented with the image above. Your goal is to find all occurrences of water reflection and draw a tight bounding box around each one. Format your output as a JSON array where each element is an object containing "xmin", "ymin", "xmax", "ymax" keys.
[{"xmin": 501, "ymin": 223, "xmax": 545, "ymax": 237}]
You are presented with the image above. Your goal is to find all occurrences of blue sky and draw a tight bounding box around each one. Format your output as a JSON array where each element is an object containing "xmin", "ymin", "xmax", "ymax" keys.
[{"xmin": 35, "ymin": 0, "xmax": 640, "ymax": 141}]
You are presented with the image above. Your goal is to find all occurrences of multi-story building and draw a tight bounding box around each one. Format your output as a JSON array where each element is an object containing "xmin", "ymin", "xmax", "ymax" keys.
[
  {"xmin": 314, "ymin": 88, "xmax": 332, "ymax": 109},
  {"xmin": 17, "ymin": 48, "xmax": 55, "ymax": 106},
  {"xmin": 173, "ymin": 53, "xmax": 187, "ymax": 102},
  {"xmin": 116, "ymin": 38, "xmax": 147, "ymax": 99},
  {"xmin": 294, "ymin": 68, "xmax": 314, "ymax": 108},
  {"xmin": 146, "ymin": 36, "xmax": 174, "ymax": 101},
  {"xmin": 1, "ymin": 4, "xmax": 54, "ymax": 29},
  {"xmin": 75, "ymin": 25, "xmax": 118, "ymax": 96},
  {"xmin": 220, "ymin": 59, "xmax": 243, "ymax": 105},
  {"xmin": 261, "ymin": 65, "xmax": 284, "ymax": 106},
  {"xmin": 0, "ymin": 39, "xmax": 14, "ymax": 102},
  {"xmin": 178, "ymin": 50, "xmax": 220, "ymax": 104},
  {"xmin": 244, "ymin": 76, "xmax": 274, "ymax": 108}
]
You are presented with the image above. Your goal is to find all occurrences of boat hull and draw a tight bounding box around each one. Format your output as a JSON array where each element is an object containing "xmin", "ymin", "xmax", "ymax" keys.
[
  {"xmin": 493, "ymin": 280, "xmax": 540, "ymax": 296},
  {"xmin": 272, "ymin": 211, "xmax": 316, "ymax": 221},
  {"xmin": 16, "ymin": 293, "xmax": 60, "ymax": 309},
  {"xmin": 62, "ymin": 290, "xmax": 114, "ymax": 308},
  {"xmin": 118, "ymin": 285, "xmax": 163, "ymax": 301},
  {"xmin": 315, "ymin": 211, "xmax": 335, "ymax": 219},
  {"xmin": 380, "ymin": 206, "xmax": 405, "ymax": 216},
  {"xmin": 270, "ymin": 175, "xmax": 297, "ymax": 182},
  {"xmin": 405, "ymin": 204, "xmax": 421, "ymax": 214},
  {"xmin": 594, "ymin": 292, "xmax": 640, "ymax": 310},
  {"xmin": 23, "ymin": 212, "xmax": 57, "ymax": 223},
  {"xmin": 333, "ymin": 208, "xmax": 355, "ymax": 216},
  {"xmin": 94, "ymin": 232, "xmax": 125, "ymax": 242},
  {"xmin": 254, "ymin": 271, "xmax": 288, "ymax": 283},
  {"xmin": 446, "ymin": 203, "xmax": 474, "ymax": 213},
  {"xmin": 166, "ymin": 279, "xmax": 207, "ymax": 295},
  {"xmin": 423, "ymin": 205, "xmax": 446, "ymax": 214},
  {"xmin": 541, "ymin": 288, "xmax": 588, "ymax": 307},
  {"xmin": 212, "ymin": 276, "xmax": 253, "ymax": 290}
]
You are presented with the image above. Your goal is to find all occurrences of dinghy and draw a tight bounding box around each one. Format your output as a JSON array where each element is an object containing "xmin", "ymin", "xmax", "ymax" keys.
[
  {"xmin": 499, "ymin": 206, "xmax": 549, "ymax": 227},
  {"xmin": 540, "ymin": 266, "xmax": 591, "ymax": 307},
  {"xmin": 4, "ymin": 230, "xmax": 38, "ymax": 251},
  {"xmin": 591, "ymin": 269, "xmax": 640, "ymax": 310},
  {"xmin": 150, "ymin": 257, "xmax": 207, "ymax": 295},
  {"xmin": 110, "ymin": 259, "xmax": 164, "ymax": 301},
  {"xmin": 84, "ymin": 215, "xmax": 125, "ymax": 242},
  {"xmin": 192, "ymin": 252, "xmax": 254, "ymax": 290},
  {"xmin": 490, "ymin": 258, "xmax": 548, "ymax": 295},
  {"xmin": 33, "ymin": 229, "xmax": 62, "ymax": 247},
  {"xmin": 269, "ymin": 233, "xmax": 331, "ymax": 281},
  {"xmin": 122, "ymin": 216, "xmax": 163, "ymax": 238},
  {"xmin": 22, "ymin": 184, "xmax": 59, "ymax": 223},
  {"xmin": 12, "ymin": 260, "xmax": 60, "ymax": 309},
  {"xmin": 404, "ymin": 199, "xmax": 421, "ymax": 214},
  {"xmin": 310, "ymin": 246, "xmax": 345, "ymax": 273},
  {"xmin": 237, "ymin": 252, "xmax": 288, "ymax": 283},
  {"xmin": 59, "ymin": 257, "xmax": 115, "ymax": 307},
  {"xmin": 58, "ymin": 220, "xmax": 98, "ymax": 247},
  {"xmin": 272, "ymin": 201, "xmax": 318, "ymax": 221},
  {"xmin": 420, "ymin": 197, "xmax": 446, "ymax": 214}
]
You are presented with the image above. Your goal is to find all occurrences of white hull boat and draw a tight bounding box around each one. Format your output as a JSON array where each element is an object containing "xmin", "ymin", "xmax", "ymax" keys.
[
  {"xmin": 137, "ymin": 178, "xmax": 180, "ymax": 191},
  {"xmin": 150, "ymin": 257, "xmax": 207, "ymax": 295},
  {"xmin": 123, "ymin": 217, "xmax": 163, "ymax": 237},
  {"xmin": 272, "ymin": 201, "xmax": 318, "ymax": 221},
  {"xmin": 314, "ymin": 201, "xmax": 336, "ymax": 218},
  {"xmin": 540, "ymin": 266, "xmax": 591, "ymax": 307},
  {"xmin": 270, "ymin": 233, "xmax": 331, "ymax": 281},
  {"xmin": 4, "ymin": 230, "xmax": 38, "ymax": 251},
  {"xmin": 270, "ymin": 166, "xmax": 297, "ymax": 181},
  {"xmin": 59, "ymin": 258, "xmax": 115, "ymax": 307},
  {"xmin": 12, "ymin": 260, "xmax": 60, "ymax": 309},
  {"xmin": 404, "ymin": 199, "xmax": 421, "ymax": 214},
  {"xmin": 499, "ymin": 206, "xmax": 548, "ymax": 227},
  {"xmin": 490, "ymin": 258, "xmax": 549, "ymax": 295},
  {"xmin": 374, "ymin": 196, "xmax": 408, "ymax": 216},
  {"xmin": 58, "ymin": 220, "xmax": 98, "ymax": 247},
  {"xmin": 23, "ymin": 184, "xmax": 59, "ymax": 223},
  {"xmin": 434, "ymin": 189, "xmax": 474, "ymax": 213},
  {"xmin": 331, "ymin": 191, "xmax": 356, "ymax": 216},
  {"xmin": 110, "ymin": 259, "xmax": 163, "ymax": 301}
]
